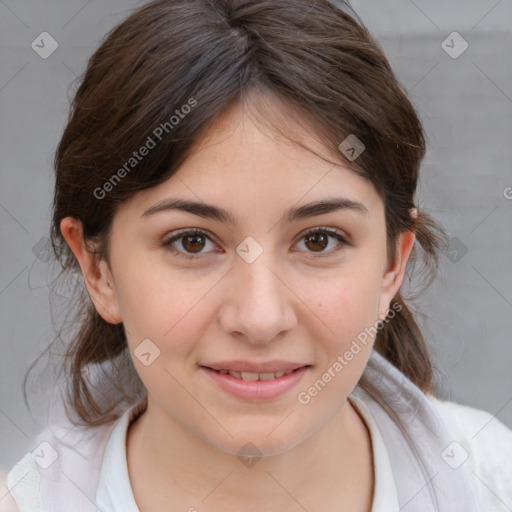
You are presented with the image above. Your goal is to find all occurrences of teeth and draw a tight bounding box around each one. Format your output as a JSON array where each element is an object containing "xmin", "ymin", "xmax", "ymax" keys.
[
  {"xmin": 240, "ymin": 372, "xmax": 259, "ymax": 381},
  {"xmin": 220, "ymin": 369, "xmax": 296, "ymax": 380}
]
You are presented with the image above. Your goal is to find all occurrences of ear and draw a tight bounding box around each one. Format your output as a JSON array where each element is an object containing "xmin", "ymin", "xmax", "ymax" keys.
[
  {"xmin": 60, "ymin": 217, "xmax": 122, "ymax": 324},
  {"xmin": 377, "ymin": 209, "xmax": 417, "ymax": 320}
]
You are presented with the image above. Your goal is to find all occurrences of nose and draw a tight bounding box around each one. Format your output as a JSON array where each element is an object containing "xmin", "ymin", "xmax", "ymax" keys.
[{"xmin": 217, "ymin": 250, "xmax": 297, "ymax": 345}]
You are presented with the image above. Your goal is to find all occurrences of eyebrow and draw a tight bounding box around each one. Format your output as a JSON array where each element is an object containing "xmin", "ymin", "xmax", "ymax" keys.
[{"xmin": 141, "ymin": 197, "xmax": 369, "ymax": 224}]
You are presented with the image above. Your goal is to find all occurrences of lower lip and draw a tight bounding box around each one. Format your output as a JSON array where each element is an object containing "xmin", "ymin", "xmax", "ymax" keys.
[{"xmin": 200, "ymin": 366, "xmax": 310, "ymax": 401}]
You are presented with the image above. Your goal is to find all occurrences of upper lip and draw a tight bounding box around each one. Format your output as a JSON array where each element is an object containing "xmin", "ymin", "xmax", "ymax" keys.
[{"xmin": 201, "ymin": 360, "xmax": 310, "ymax": 373}]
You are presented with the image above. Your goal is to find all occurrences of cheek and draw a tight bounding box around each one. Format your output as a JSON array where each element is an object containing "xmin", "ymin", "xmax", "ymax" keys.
[
  {"xmin": 117, "ymin": 275, "xmax": 211, "ymax": 398},
  {"xmin": 116, "ymin": 266, "xmax": 214, "ymax": 353},
  {"xmin": 310, "ymin": 270, "xmax": 381, "ymax": 348},
  {"xmin": 299, "ymin": 276, "xmax": 380, "ymax": 408}
]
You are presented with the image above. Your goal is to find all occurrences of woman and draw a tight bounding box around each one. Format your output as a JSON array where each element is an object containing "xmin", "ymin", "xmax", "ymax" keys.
[{"xmin": 6, "ymin": 0, "xmax": 511, "ymax": 511}]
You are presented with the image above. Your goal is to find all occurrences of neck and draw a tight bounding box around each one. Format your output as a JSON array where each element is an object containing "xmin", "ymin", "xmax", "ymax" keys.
[{"xmin": 127, "ymin": 396, "xmax": 374, "ymax": 511}]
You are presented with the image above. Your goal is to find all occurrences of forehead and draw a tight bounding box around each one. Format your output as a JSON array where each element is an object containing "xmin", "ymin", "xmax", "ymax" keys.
[{"xmin": 117, "ymin": 94, "xmax": 384, "ymax": 224}]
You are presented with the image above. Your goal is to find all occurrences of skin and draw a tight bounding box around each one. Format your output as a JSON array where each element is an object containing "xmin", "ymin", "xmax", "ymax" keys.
[{"xmin": 61, "ymin": 94, "xmax": 416, "ymax": 512}]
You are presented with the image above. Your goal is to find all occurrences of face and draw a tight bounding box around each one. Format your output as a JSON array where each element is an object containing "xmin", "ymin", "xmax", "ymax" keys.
[{"xmin": 64, "ymin": 96, "xmax": 414, "ymax": 457}]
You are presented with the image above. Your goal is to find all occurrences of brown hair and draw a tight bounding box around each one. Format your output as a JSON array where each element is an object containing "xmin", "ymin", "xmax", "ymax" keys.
[{"xmin": 24, "ymin": 0, "xmax": 448, "ymax": 427}]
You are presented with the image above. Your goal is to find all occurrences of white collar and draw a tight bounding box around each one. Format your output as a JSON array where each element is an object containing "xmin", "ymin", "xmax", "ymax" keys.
[{"xmin": 349, "ymin": 394, "xmax": 400, "ymax": 512}]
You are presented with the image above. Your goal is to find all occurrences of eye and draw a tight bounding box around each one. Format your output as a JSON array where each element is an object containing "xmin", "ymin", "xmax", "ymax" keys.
[
  {"xmin": 294, "ymin": 227, "xmax": 351, "ymax": 258},
  {"xmin": 162, "ymin": 228, "xmax": 218, "ymax": 260},
  {"xmin": 162, "ymin": 226, "xmax": 351, "ymax": 260}
]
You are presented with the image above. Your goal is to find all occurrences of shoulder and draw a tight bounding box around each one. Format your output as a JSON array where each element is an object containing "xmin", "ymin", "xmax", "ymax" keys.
[
  {"xmin": 427, "ymin": 394, "xmax": 512, "ymax": 510},
  {"xmin": 4, "ymin": 453, "xmax": 41, "ymax": 512},
  {"xmin": 4, "ymin": 420, "xmax": 118, "ymax": 512},
  {"xmin": 4, "ymin": 398, "xmax": 144, "ymax": 512},
  {"xmin": 427, "ymin": 394, "xmax": 512, "ymax": 457}
]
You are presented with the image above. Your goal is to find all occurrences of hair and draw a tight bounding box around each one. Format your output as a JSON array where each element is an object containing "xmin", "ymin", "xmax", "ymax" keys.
[{"xmin": 24, "ymin": 0, "xmax": 449, "ymax": 427}]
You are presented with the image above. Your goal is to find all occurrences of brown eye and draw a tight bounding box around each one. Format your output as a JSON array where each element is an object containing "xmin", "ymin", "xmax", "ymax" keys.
[
  {"xmin": 295, "ymin": 227, "xmax": 351, "ymax": 257},
  {"xmin": 304, "ymin": 231, "xmax": 329, "ymax": 252},
  {"xmin": 162, "ymin": 228, "xmax": 217, "ymax": 260},
  {"xmin": 181, "ymin": 233, "xmax": 206, "ymax": 253}
]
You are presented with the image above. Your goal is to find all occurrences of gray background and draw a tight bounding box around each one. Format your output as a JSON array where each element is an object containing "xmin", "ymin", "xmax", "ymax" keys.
[{"xmin": 1, "ymin": 0, "xmax": 511, "ymax": 486}]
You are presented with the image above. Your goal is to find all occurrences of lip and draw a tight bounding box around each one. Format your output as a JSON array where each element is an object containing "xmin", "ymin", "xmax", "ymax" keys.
[
  {"xmin": 201, "ymin": 360, "xmax": 307, "ymax": 373},
  {"xmin": 199, "ymin": 365, "xmax": 310, "ymax": 401}
]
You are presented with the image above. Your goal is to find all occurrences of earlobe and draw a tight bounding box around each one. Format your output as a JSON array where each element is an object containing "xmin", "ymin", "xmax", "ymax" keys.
[{"xmin": 60, "ymin": 217, "xmax": 122, "ymax": 324}]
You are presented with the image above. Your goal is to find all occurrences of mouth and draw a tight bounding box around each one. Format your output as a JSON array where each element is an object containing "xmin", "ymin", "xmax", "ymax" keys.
[{"xmin": 199, "ymin": 364, "xmax": 312, "ymax": 401}]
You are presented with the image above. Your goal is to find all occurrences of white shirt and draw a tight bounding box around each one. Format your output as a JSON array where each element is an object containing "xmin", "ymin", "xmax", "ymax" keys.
[{"xmin": 6, "ymin": 394, "xmax": 512, "ymax": 511}]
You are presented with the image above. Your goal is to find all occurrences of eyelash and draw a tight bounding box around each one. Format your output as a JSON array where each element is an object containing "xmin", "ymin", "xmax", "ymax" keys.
[{"xmin": 162, "ymin": 227, "xmax": 351, "ymax": 261}]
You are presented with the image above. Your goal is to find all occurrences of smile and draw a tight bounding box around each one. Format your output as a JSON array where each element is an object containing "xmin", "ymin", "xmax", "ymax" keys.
[{"xmin": 200, "ymin": 365, "xmax": 311, "ymax": 401}]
